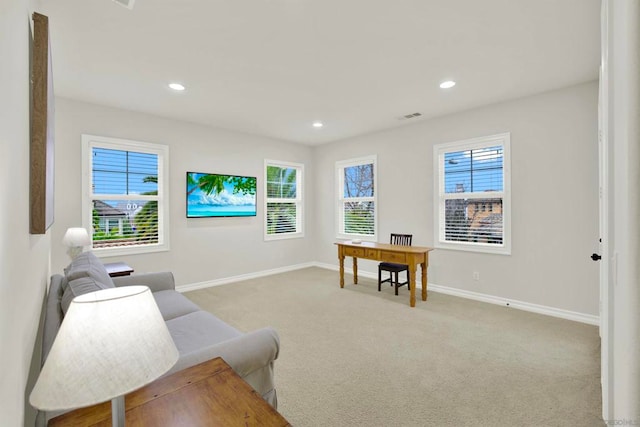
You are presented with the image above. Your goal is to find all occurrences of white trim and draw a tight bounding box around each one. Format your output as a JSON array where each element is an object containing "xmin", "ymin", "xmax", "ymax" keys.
[
  {"xmin": 171, "ymin": 261, "xmax": 600, "ymax": 326},
  {"xmin": 314, "ymin": 261, "xmax": 378, "ymax": 279},
  {"xmin": 264, "ymin": 159, "xmax": 304, "ymax": 241},
  {"xmin": 176, "ymin": 262, "xmax": 316, "ymax": 293},
  {"xmin": 599, "ymin": 0, "xmax": 612, "ymax": 420},
  {"xmin": 426, "ymin": 282, "xmax": 599, "ymax": 326},
  {"xmin": 175, "ymin": 262, "xmax": 599, "ymax": 326},
  {"xmin": 605, "ymin": 0, "xmax": 640, "ymax": 419},
  {"xmin": 313, "ymin": 263, "xmax": 598, "ymax": 325},
  {"xmin": 335, "ymin": 155, "xmax": 378, "ymax": 241},
  {"xmin": 82, "ymin": 134, "xmax": 170, "ymax": 257},
  {"xmin": 433, "ymin": 133, "xmax": 511, "ymax": 255}
]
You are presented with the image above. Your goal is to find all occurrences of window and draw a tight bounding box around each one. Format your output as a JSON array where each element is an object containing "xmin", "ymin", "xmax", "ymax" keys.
[
  {"xmin": 434, "ymin": 133, "xmax": 511, "ymax": 254},
  {"xmin": 82, "ymin": 135, "xmax": 169, "ymax": 256},
  {"xmin": 264, "ymin": 160, "xmax": 304, "ymax": 240},
  {"xmin": 336, "ymin": 155, "xmax": 377, "ymax": 240}
]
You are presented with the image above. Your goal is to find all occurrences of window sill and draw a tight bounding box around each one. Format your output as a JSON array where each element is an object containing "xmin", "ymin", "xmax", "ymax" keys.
[
  {"xmin": 92, "ymin": 243, "xmax": 170, "ymax": 258},
  {"xmin": 264, "ymin": 233, "xmax": 305, "ymax": 242},
  {"xmin": 336, "ymin": 233, "xmax": 377, "ymax": 242},
  {"xmin": 435, "ymin": 241, "xmax": 511, "ymax": 256}
]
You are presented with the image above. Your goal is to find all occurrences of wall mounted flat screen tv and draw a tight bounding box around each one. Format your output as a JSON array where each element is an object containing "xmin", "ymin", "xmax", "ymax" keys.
[{"xmin": 186, "ymin": 172, "xmax": 257, "ymax": 218}]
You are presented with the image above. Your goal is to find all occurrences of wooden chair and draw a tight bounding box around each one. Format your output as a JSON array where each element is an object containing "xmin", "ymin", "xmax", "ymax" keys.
[{"xmin": 378, "ymin": 233, "xmax": 413, "ymax": 296}]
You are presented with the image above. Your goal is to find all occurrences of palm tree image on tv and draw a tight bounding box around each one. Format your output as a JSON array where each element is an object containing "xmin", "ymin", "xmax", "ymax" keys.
[{"xmin": 187, "ymin": 172, "xmax": 257, "ymax": 217}]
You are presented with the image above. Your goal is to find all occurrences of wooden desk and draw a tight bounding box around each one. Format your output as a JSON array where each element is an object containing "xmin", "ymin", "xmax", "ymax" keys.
[
  {"xmin": 48, "ymin": 357, "xmax": 290, "ymax": 427},
  {"xmin": 336, "ymin": 241, "xmax": 434, "ymax": 307}
]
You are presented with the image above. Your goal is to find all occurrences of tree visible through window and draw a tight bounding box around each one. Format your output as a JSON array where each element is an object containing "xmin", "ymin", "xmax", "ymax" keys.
[
  {"xmin": 83, "ymin": 135, "xmax": 169, "ymax": 255},
  {"xmin": 265, "ymin": 160, "xmax": 303, "ymax": 239},
  {"xmin": 337, "ymin": 156, "xmax": 377, "ymax": 238}
]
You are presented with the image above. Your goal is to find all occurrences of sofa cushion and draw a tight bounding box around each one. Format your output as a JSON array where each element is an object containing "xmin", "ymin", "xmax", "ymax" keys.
[
  {"xmin": 165, "ymin": 311, "xmax": 241, "ymax": 355},
  {"xmin": 152, "ymin": 290, "xmax": 201, "ymax": 321},
  {"xmin": 61, "ymin": 252, "xmax": 115, "ymax": 314}
]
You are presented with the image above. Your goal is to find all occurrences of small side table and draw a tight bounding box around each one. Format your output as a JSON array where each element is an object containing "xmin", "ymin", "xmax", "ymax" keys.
[
  {"xmin": 103, "ymin": 262, "xmax": 134, "ymax": 277},
  {"xmin": 48, "ymin": 357, "xmax": 291, "ymax": 426}
]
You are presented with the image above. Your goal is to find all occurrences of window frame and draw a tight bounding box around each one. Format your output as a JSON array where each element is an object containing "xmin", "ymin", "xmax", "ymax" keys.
[
  {"xmin": 433, "ymin": 133, "xmax": 511, "ymax": 255},
  {"xmin": 335, "ymin": 155, "xmax": 378, "ymax": 241},
  {"xmin": 263, "ymin": 159, "xmax": 304, "ymax": 241},
  {"xmin": 81, "ymin": 134, "xmax": 170, "ymax": 257}
]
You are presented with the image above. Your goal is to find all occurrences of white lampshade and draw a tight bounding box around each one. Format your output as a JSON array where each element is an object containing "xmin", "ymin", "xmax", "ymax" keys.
[
  {"xmin": 30, "ymin": 286, "xmax": 178, "ymax": 411},
  {"xmin": 62, "ymin": 227, "xmax": 91, "ymax": 247}
]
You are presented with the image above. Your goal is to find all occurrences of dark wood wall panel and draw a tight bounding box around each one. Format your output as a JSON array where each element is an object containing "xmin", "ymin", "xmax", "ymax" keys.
[{"xmin": 30, "ymin": 12, "xmax": 54, "ymax": 234}]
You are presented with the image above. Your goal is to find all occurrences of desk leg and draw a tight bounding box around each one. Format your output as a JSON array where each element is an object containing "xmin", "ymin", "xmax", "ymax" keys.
[
  {"xmin": 409, "ymin": 263, "xmax": 416, "ymax": 307},
  {"xmin": 421, "ymin": 261, "xmax": 427, "ymax": 301},
  {"xmin": 353, "ymin": 257, "xmax": 358, "ymax": 284},
  {"xmin": 339, "ymin": 255, "xmax": 345, "ymax": 288}
]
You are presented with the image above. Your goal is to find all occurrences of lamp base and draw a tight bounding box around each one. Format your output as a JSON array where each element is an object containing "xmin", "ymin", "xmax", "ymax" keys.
[
  {"xmin": 67, "ymin": 246, "xmax": 84, "ymax": 260},
  {"xmin": 112, "ymin": 395, "xmax": 125, "ymax": 427}
]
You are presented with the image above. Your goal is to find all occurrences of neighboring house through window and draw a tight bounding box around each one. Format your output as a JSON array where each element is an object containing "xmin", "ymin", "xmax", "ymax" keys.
[
  {"xmin": 336, "ymin": 155, "xmax": 377, "ymax": 240},
  {"xmin": 264, "ymin": 160, "xmax": 304, "ymax": 240},
  {"xmin": 434, "ymin": 133, "xmax": 511, "ymax": 254},
  {"xmin": 82, "ymin": 134, "xmax": 170, "ymax": 256},
  {"xmin": 93, "ymin": 200, "xmax": 128, "ymax": 235}
]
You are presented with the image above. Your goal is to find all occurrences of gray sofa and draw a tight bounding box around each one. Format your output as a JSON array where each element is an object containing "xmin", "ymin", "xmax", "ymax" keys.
[{"xmin": 36, "ymin": 252, "xmax": 280, "ymax": 425}]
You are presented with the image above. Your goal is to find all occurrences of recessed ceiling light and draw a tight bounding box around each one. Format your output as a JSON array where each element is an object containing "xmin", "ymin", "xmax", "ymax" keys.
[
  {"xmin": 439, "ymin": 80, "xmax": 456, "ymax": 89},
  {"xmin": 312, "ymin": 121, "xmax": 323, "ymax": 128},
  {"xmin": 168, "ymin": 83, "xmax": 185, "ymax": 91}
]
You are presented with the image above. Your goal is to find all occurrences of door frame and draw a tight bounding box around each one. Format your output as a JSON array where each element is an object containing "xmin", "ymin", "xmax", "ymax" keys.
[{"xmin": 598, "ymin": 0, "xmax": 613, "ymax": 420}]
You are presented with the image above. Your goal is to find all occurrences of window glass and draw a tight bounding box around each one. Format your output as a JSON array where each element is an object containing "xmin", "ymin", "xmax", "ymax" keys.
[
  {"xmin": 434, "ymin": 134, "xmax": 510, "ymax": 254},
  {"xmin": 336, "ymin": 156, "xmax": 377, "ymax": 239},
  {"xmin": 265, "ymin": 161, "xmax": 303, "ymax": 239},
  {"xmin": 83, "ymin": 135, "xmax": 169, "ymax": 255}
]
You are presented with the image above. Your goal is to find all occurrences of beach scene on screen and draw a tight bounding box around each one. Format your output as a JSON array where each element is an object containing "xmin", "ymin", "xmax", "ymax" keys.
[{"xmin": 187, "ymin": 173, "xmax": 256, "ymax": 217}]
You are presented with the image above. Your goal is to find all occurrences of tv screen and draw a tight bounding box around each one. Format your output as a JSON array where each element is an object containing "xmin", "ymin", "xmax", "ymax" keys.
[{"xmin": 186, "ymin": 172, "xmax": 257, "ymax": 218}]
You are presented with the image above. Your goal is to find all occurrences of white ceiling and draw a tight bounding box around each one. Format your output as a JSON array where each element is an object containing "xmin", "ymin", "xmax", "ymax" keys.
[{"xmin": 41, "ymin": 0, "xmax": 601, "ymax": 145}]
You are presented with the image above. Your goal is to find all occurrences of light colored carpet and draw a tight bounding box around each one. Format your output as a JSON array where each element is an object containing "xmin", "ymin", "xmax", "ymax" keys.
[{"xmin": 185, "ymin": 267, "xmax": 604, "ymax": 427}]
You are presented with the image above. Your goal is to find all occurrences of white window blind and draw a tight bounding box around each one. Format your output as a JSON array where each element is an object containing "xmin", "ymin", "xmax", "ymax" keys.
[
  {"xmin": 82, "ymin": 135, "xmax": 169, "ymax": 255},
  {"xmin": 265, "ymin": 160, "xmax": 303, "ymax": 240},
  {"xmin": 336, "ymin": 156, "xmax": 377, "ymax": 239},
  {"xmin": 434, "ymin": 133, "xmax": 511, "ymax": 254}
]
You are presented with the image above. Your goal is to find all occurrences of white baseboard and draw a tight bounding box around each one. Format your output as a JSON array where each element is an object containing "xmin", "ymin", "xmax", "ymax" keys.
[
  {"xmin": 313, "ymin": 261, "xmax": 380, "ymax": 279},
  {"xmin": 176, "ymin": 262, "xmax": 317, "ymax": 293},
  {"xmin": 178, "ymin": 261, "xmax": 599, "ymax": 326},
  {"xmin": 313, "ymin": 263, "xmax": 599, "ymax": 325},
  {"xmin": 426, "ymin": 282, "xmax": 599, "ymax": 325}
]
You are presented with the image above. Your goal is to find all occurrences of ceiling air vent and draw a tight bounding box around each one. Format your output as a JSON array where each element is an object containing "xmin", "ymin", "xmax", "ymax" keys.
[
  {"xmin": 112, "ymin": 0, "xmax": 135, "ymax": 9},
  {"xmin": 397, "ymin": 112, "xmax": 422, "ymax": 121}
]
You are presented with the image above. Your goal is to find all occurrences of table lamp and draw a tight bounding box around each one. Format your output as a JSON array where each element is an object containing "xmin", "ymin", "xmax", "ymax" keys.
[
  {"xmin": 62, "ymin": 227, "xmax": 91, "ymax": 260},
  {"xmin": 29, "ymin": 286, "xmax": 179, "ymax": 427}
]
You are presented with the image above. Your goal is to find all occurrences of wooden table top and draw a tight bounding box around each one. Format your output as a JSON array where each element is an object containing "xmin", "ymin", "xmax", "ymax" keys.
[
  {"xmin": 336, "ymin": 240, "xmax": 434, "ymax": 253},
  {"xmin": 48, "ymin": 357, "xmax": 290, "ymax": 427}
]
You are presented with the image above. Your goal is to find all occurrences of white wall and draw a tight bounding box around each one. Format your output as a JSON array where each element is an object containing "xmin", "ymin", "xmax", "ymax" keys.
[
  {"xmin": 314, "ymin": 81, "xmax": 600, "ymax": 317},
  {"xmin": 0, "ymin": 0, "xmax": 52, "ymax": 425},
  {"xmin": 51, "ymin": 98, "xmax": 316, "ymax": 286}
]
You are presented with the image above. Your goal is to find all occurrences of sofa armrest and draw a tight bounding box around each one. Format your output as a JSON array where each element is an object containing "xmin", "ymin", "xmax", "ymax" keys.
[
  {"xmin": 169, "ymin": 327, "xmax": 280, "ymax": 377},
  {"xmin": 112, "ymin": 271, "xmax": 175, "ymax": 292},
  {"xmin": 166, "ymin": 326, "xmax": 280, "ymax": 406}
]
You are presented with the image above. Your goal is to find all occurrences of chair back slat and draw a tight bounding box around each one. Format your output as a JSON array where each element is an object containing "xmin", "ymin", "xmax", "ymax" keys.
[{"xmin": 390, "ymin": 233, "xmax": 412, "ymax": 246}]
